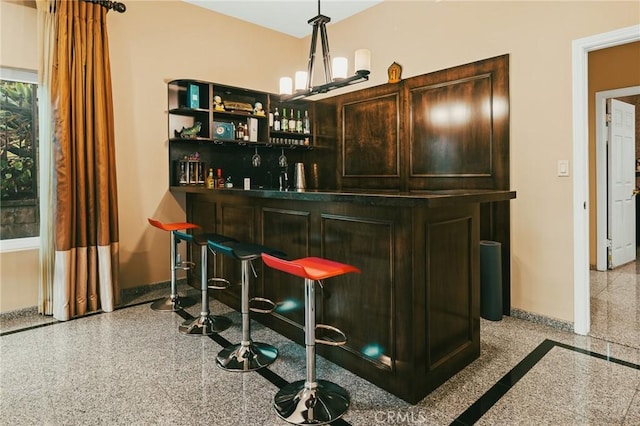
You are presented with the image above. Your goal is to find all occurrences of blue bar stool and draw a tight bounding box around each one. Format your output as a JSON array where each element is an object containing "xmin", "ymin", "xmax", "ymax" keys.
[
  {"xmin": 207, "ymin": 240, "xmax": 284, "ymax": 372},
  {"xmin": 261, "ymin": 253, "xmax": 360, "ymax": 425},
  {"xmin": 178, "ymin": 233, "xmax": 237, "ymax": 335},
  {"xmin": 147, "ymin": 218, "xmax": 198, "ymax": 312}
]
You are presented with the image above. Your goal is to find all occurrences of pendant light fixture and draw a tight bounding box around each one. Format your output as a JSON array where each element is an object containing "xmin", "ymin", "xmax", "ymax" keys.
[{"xmin": 279, "ymin": 0, "xmax": 371, "ymax": 101}]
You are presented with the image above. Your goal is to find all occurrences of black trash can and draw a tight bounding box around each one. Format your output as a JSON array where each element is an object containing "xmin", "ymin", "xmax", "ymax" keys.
[{"xmin": 480, "ymin": 240, "xmax": 502, "ymax": 321}]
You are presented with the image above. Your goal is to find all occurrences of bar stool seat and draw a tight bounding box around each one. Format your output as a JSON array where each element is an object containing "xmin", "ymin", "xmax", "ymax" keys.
[
  {"xmin": 178, "ymin": 233, "xmax": 236, "ymax": 336},
  {"xmin": 261, "ymin": 253, "xmax": 360, "ymax": 425},
  {"xmin": 147, "ymin": 218, "xmax": 199, "ymax": 312},
  {"xmin": 208, "ymin": 240, "xmax": 285, "ymax": 372}
]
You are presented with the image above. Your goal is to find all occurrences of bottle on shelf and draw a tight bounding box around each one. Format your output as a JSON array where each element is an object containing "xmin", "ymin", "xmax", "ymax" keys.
[
  {"xmin": 288, "ymin": 108, "xmax": 296, "ymax": 132},
  {"xmin": 273, "ymin": 107, "xmax": 280, "ymax": 131},
  {"xmin": 269, "ymin": 108, "xmax": 274, "ymax": 129},
  {"xmin": 303, "ymin": 110, "xmax": 311, "ymax": 134},
  {"xmin": 236, "ymin": 123, "xmax": 245, "ymax": 140},
  {"xmin": 225, "ymin": 176, "xmax": 233, "ymax": 188},
  {"xmin": 206, "ymin": 168, "xmax": 215, "ymax": 189},
  {"xmin": 216, "ymin": 169, "xmax": 225, "ymax": 188},
  {"xmin": 296, "ymin": 110, "xmax": 303, "ymax": 133},
  {"xmin": 281, "ymin": 108, "xmax": 288, "ymax": 132}
]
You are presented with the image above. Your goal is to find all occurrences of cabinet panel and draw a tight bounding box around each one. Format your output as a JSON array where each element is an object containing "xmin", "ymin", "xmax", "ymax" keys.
[
  {"xmin": 410, "ymin": 75, "xmax": 493, "ymax": 177},
  {"xmin": 425, "ymin": 215, "xmax": 475, "ymax": 370},
  {"xmin": 342, "ymin": 93, "xmax": 400, "ymax": 177},
  {"xmin": 405, "ymin": 54, "xmax": 509, "ymax": 190},
  {"xmin": 261, "ymin": 207, "xmax": 311, "ymax": 329},
  {"xmin": 320, "ymin": 214, "xmax": 395, "ymax": 370},
  {"xmin": 218, "ymin": 202, "xmax": 257, "ymax": 304}
]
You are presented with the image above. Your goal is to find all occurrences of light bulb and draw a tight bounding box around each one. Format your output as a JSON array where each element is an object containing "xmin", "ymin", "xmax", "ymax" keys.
[
  {"xmin": 332, "ymin": 57, "xmax": 348, "ymax": 79},
  {"xmin": 295, "ymin": 71, "xmax": 308, "ymax": 91},
  {"xmin": 279, "ymin": 77, "xmax": 293, "ymax": 95},
  {"xmin": 355, "ymin": 49, "xmax": 371, "ymax": 73}
]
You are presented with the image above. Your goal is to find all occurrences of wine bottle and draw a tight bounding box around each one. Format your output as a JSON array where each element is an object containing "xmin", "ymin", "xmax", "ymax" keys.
[
  {"xmin": 303, "ymin": 110, "xmax": 311, "ymax": 134},
  {"xmin": 273, "ymin": 108, "xmax": 280, "ymax": 131},
  {"xmin": 296, "ymin": 110, "xmax": 303, "ymax": 133},
  {"xmin": 282, "ymin": 108, "xmax": 288, "ymax": 132},
  {"xmin": 288, "ymin": 108, "xmax": 296, "ymax": 132}
]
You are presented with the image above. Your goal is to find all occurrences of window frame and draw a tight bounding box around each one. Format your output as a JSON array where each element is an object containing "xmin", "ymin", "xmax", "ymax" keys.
[{"xmin": 0, "ymin": 67, "xmax": 40, "ymax": 252}]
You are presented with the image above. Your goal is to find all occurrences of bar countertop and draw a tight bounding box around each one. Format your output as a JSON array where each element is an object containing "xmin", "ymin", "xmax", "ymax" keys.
[{"xmin": 170, "ymin": 186, "xmax": 516, "ymax": 207}]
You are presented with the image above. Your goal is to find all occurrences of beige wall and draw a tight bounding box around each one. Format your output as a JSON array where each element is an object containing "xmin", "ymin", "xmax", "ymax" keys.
[
  {"xmin": 1, "ymin": 1, "xmax": 639, "ymax": 323},
  {"xmin": 0, "ymin": 1, "xmax": 39, "ymax": 313}
]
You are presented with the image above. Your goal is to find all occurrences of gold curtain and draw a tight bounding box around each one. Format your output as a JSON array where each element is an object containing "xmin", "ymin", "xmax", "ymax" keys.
[{"xmin": 51, "ymin": 0, "xmax": 119, "ymax": 320}]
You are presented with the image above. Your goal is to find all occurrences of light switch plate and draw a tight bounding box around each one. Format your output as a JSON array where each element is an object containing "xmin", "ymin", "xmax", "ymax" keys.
[{"xmin": 558, "ymin": 160, "xmax": 569, "ymax": 177}]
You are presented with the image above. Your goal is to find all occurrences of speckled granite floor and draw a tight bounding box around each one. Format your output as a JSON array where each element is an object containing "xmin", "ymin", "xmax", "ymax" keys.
[{"xmin": 1, "ymin": 264, "xmax": 639, "ymax": 425}]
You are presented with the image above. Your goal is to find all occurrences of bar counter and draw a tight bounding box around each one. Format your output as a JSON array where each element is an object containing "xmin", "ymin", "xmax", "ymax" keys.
[{"xmin": 174, "ymin": 185, "xmax": 516, "ymax": 404}]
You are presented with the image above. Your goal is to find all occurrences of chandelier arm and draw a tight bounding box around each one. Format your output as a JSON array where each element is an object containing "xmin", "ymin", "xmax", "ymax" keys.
[
  {"xmin": 319, "ymin": 22, "xmax": 333, "ymax": 84},
  {"xmin": 306, "ymin": 22, "xmax": 320, "ymax": 91}
]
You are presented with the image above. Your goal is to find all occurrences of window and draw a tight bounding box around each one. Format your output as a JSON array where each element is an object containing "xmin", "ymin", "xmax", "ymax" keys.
[{"xmin": 0, "ymin": 68, "xmax": 39, "ymax": 246}]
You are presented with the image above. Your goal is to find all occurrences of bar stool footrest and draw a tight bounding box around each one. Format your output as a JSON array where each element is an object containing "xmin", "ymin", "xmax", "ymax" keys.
[
  {"xmin": 274, "ymin": 379, "xmax": 350, "ymax": 425},
  {"xmin": 207, "ymin": 277, "xmax": 232, "ymax": 290},
  {"xmin": 249, "ymin": 297, "xmax": 277, "ymax": 314},
  {"xmin": 315, "ymin": 324, "xmax": 347, "ymax": 346},
  {"xmin": 175, "ymin": 260, "xmax": 195, "ymax": 271},
  {"xmin": 178, "ymin": 314, "xmax": 232, "ymax": 335},
  {"xmin": 150, "ymin": 295, "xmax": 197, "ymax": 312},
  {"xmin": 216, "ymin": 341, "xmax": 278, "ymax": 372}
]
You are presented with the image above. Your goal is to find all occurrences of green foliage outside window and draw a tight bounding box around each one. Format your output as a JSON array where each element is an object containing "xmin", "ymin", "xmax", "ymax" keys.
[{"xmin": 0, "ymin": 80, "xmax": 38, "ymax": 200}]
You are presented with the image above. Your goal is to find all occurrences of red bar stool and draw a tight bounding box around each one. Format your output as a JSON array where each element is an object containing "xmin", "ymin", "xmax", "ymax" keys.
[
  {"xmin": 261, "ymin": 253, "xmax": 360, "ymax": 425},
  {"xmin": 178, "ymin": 233, "xmax": 237, "ymax": 335},
  {"xmin": 147, "ymin": 218, "xmax": 198, "ymax": 311}
]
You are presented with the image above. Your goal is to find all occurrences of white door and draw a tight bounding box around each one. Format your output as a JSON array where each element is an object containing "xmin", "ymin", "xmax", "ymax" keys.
[{"xmin": 607, "ymin": 98, "xmax": 636, "ymax": 268}]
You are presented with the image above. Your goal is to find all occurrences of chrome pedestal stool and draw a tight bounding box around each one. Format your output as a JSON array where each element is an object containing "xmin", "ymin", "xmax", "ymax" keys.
[
  {"xmin": 261, "ymin": 253, "xmax": 360, "ymax": 425},
  {"xmin": 178, "ymin": 233, "xmax": 237, "ymax": 335},
  {"xmin": 147, "ymin": 218, "xmax": 198, "ymax": 312},
  {"xmin": 207, "ymin": 240, "xmax": 284, "ymax": 372}
]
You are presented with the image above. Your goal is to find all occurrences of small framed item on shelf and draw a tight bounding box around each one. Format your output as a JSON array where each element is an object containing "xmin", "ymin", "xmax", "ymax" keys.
[{"xmin": 214, "ymin": 121, "xmax": 234, "ymax": 140}]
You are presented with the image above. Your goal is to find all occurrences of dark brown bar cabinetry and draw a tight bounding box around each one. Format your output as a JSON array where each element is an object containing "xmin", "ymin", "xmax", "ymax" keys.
[{"xmin": 182, "ymin": 187, "xmax": 515, "ymax": 404}]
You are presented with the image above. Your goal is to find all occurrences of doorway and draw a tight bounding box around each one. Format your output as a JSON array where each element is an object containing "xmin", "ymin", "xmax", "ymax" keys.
[
  {"xmin": 595, "ymin": 88, "xmax": 640, "ymax": 271},
  {"xmin": 572, "ymin": 24, "xmax": 640, "ymax": 335}
]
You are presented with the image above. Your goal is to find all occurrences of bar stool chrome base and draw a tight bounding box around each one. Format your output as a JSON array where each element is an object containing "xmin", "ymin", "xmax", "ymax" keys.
[
  {"xmin": 216, "ymin": 341, "xmax": 278, "ymax": 372},
  {"xmin": 150, "ymin": 294, "xmax": 197, "ymax": 312},
  {"xmin": 274, "ymin": 380, "xmax": 350, "ymax": 425},
  {"xmin": 179, "ymin": 313, "xmax": 232, "ymax": 335}
]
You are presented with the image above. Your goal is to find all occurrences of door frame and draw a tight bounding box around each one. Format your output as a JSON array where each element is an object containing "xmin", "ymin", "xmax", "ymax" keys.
[
  {"xmin": 572, "ymin": 24, "xmax": 640, "ymax": 335},
  {"xmin": 596, "ymin": 87, "xmax": 640, "ymax": 271}
]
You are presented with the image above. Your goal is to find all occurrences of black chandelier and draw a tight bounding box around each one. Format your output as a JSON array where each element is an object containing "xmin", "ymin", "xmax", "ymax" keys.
[{"xmin": 279, "ymin": 0, "xmax": 370, "ymax": 102}]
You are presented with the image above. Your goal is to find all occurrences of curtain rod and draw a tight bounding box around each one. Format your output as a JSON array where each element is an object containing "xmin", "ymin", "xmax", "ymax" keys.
[{"xmin": 81, "ymin": 0, "xmax": 126, "ymax": 13}]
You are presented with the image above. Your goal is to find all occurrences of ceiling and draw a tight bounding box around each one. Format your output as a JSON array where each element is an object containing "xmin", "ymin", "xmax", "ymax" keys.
[{"xmin": 183, "ymin": 0, "xmax": 383, "ymax": 38}]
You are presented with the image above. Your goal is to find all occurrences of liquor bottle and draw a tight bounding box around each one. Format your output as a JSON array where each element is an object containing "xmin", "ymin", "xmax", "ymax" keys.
[
  {"xmin": 296, "ymin": 110, "xmax": 303, "ymax": 133},
  {"xmin": 269, "ymin": 109, "xmax": 274, "ymax": 129},
  {"xmin": 206, "ymin": 168, "xmax": 215, "ymax": 189},
  {"xmin": 303, "ymin": 110, "xmax": 311, "ymax": 134},
  {"xmin": 238, "ymin": 123, "xmax": 247, "ymax": 140},
  {"xmin": 273, "ymin": 108, "xmax": 280, "ymax": 131},
  {"xmin": 216, "ymin": 169, "xmax": 225, "ymax": 188},
  {"xmin": 281, "ymin": 108, "xmax": 288, "ymax": 132},
  {"xmin": 288, "ymin": 108, "xmax": 296, "ymax": 132}
]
